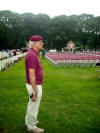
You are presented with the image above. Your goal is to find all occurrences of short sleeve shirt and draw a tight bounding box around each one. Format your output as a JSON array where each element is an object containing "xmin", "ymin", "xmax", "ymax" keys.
[{"xmin": 25, "ymin": 48, "xmax": 43, "ymax": 85}]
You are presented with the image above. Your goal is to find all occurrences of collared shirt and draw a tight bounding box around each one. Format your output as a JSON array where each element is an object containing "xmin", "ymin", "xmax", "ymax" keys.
[{"xmin": 25, "ymin": 48, "xmax": 43, "ymax": 85}]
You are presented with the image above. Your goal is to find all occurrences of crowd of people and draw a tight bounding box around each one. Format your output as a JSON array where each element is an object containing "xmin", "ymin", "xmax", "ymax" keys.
[{"xmin": 0, "ymin": 48, "xmax": 27, "ymax": 60}]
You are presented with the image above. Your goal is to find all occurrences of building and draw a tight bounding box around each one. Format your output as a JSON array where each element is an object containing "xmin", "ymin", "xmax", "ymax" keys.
[{"xmin": 66, "ymin": 41, "xmax": 75, "ymax": 52}]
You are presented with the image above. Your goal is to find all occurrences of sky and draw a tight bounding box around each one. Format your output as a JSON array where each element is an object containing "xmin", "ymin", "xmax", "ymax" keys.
[{"xmin": 0, "ymin": 0, "xmax": 100, "ymax": 18}]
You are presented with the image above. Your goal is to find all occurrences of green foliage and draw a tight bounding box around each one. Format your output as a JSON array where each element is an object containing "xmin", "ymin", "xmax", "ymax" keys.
[{"xmin": 0, "ymin": 11, "xmax": 100, "ymax": 50}]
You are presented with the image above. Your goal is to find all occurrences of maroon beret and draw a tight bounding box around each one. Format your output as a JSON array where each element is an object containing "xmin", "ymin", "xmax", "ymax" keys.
[{"xmin": 29, "ymin": 35, "xmax": 43, "ymax": 42}]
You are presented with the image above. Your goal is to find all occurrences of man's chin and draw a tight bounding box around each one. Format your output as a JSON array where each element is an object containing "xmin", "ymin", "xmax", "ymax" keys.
[
  {"xmin": 40, "ymin": 47, "xmax": 43, "ymax": 50},
  {"xmin": 39, "ymin": 48, "xmax": 43, "ymax": 51}
]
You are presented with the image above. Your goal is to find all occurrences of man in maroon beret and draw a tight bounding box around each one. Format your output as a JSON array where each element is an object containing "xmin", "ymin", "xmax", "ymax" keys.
[{"xmin": 25, "ymin": 35, "xmax": 44, "ymax": 133}]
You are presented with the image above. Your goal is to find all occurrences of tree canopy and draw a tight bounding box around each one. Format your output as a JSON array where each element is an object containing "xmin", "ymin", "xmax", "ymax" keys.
[{"xmin": 0, "ymin": 10, "xmax": 100, "ymax": 50}]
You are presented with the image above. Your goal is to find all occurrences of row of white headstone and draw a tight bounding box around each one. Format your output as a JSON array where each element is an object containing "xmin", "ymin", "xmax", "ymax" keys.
[
  {"xmin": 0, "ymin": 53, "xmax": 27, "ymax": 71},
  {"xmin": 45, "ymin": 55, "xmax": 100, "ymax": 67}
]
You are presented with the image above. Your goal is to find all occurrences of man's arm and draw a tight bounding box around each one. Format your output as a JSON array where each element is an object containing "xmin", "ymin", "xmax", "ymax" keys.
[{"xmin": 29, "ymin": 68, "xmax": 37, "ymax": 102}]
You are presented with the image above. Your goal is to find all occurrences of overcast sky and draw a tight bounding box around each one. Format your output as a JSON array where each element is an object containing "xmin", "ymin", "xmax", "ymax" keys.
[{"xmin": 0, "ymin": 0, "xmax": 100, "ymax": 18}]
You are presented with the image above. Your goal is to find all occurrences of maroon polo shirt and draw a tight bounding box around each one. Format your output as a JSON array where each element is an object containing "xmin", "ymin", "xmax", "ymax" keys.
[{"xmin": 25, "ymin": 48, "xmax": 43, "ymax": 85}]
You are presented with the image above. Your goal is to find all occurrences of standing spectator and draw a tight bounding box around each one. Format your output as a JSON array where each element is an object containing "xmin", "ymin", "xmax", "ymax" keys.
[
  {"xmin": 25, "ymin": 35, "xmax": 44, "ymax": 133},
  {"xmin": 13, "ymin": 50, "xmax": 17, "ymax": 56},
  {"xmin": 41, "ymin": 48, "xmax": 46, "ymax": 59},
  {"xmin": 8, "ymin": 50, "xmax": 12, "ymax": 58}
]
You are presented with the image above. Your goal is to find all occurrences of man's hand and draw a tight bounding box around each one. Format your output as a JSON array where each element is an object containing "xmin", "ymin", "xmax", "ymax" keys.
[{"xmin": 31, "ymin": 93, "xmax": 37, "ymax": 102}]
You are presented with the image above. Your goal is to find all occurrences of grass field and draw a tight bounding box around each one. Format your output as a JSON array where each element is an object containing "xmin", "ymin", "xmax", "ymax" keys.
[{"xmin": 0, "ymin": 59, "xmax": 100, "ymax": 133}]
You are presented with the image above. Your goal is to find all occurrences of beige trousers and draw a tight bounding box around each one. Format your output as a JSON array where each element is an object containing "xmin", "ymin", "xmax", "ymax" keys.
[{"xmin": 25, "ymin": 83, "xmax": 42, "ymax": 130}]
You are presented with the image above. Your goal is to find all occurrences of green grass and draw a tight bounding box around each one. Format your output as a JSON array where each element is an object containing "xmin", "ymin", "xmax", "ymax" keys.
[{"xmin": 0, "ymin": 59, "xmax": 100, "ymax": 133}]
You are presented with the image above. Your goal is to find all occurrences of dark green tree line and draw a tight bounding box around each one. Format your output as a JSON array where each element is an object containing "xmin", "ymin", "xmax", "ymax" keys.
[{"xmin": 0, "ymin": 10, "xmax": 100, "ymax": 50}]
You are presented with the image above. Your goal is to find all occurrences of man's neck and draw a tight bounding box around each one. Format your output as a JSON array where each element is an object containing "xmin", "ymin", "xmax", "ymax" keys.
[{"xmin": 32, "ymin": 47, "xmax": 39, "ymax": 53}]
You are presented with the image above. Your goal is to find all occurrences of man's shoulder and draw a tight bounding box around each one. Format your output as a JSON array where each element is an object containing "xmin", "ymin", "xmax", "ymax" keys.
[
  {"xmin": 25, "ymin": 50, "xmax": 37, "ymax": 60},
  {"xmin": 26, "ymin": 49, "xmax": 34, "ymax": 56}
]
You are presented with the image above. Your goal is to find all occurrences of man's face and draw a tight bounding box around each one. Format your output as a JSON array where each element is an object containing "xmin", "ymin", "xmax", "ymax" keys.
[{"xmin": 37, "ymin": 40, "xmax": 43, "ymax": 51}]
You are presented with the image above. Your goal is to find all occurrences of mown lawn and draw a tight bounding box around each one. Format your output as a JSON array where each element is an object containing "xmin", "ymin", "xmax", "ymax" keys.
[{"xmin": 0, "ymin": 59, "xmax": 100, "ymax": 133}]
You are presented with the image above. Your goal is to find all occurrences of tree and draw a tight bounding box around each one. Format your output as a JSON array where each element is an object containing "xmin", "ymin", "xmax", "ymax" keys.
[{"xmin": 0, "ymin": 10, "xmax": 100, "ymax": 50}]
